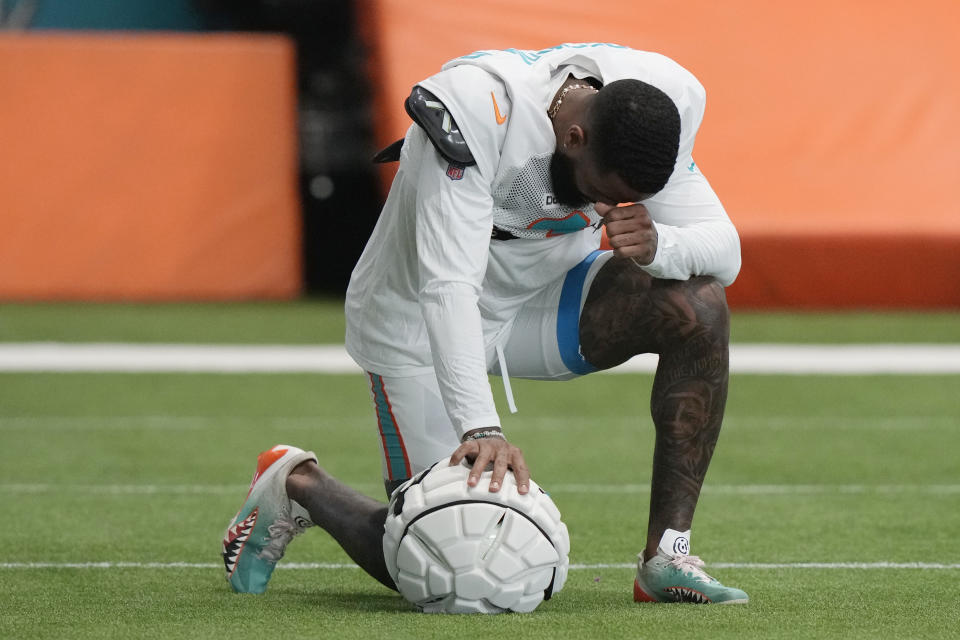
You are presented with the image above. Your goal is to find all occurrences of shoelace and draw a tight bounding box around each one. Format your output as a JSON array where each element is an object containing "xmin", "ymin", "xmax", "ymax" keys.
[
  {"xmin": 667, "ymin": 554, "xmax": 713, "ymax": 582},
  {"xmin": 259, "ymin": 517, "xmax": 311, "ymax": 562}
]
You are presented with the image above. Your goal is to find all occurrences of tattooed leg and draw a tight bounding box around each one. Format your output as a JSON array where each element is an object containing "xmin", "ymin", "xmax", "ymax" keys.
[{"xmin": 579, "ymin": 257, "xmax": 730, "ymax": 559}]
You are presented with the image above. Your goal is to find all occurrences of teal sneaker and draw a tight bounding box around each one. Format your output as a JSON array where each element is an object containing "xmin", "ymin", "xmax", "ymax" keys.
[
  {"xmin": 221, "ymin": 444, "xmax": 317, "ymax": 593},
  {"xmin": 633, "ymin": 529, "xmax": 749, "ymax": 604}
]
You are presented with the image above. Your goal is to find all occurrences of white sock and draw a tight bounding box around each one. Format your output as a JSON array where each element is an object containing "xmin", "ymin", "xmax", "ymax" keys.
[{"xmin": 657, "ymin": 528, "xmax": 691, "ymax": 558}]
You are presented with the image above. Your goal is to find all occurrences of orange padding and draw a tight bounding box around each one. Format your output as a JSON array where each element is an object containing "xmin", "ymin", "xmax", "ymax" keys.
[
  {"xmin": 731, "ymin": 235, "xmax": 960, "ymax": 310},
  {"xmin": 361, "ymin": 0, "xmax": 960, "ymax": 308},
  {"xmin": 600, "ymin": 230, "xmax": 960, "ymax": 309},
  {"xmin": 0, "ymin": 34, "xmax": 301, "ymax": 300}
]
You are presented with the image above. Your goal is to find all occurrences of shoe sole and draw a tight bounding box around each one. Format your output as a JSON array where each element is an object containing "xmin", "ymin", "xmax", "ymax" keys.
[{"xmin": 633, "ymin": 578, "xmax": 749, "ymax": 605}]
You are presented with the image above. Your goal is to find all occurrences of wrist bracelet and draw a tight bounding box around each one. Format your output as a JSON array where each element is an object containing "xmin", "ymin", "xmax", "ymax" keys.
[{"xmin": 462, "ymin": 430, "xmax": 506, "ymax": 442}]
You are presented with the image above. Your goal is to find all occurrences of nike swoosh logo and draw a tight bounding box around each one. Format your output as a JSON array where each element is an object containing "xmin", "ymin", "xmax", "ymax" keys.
[{"xmin": 491, "ymin": 91, "xmax": 507, "ymax": 125}]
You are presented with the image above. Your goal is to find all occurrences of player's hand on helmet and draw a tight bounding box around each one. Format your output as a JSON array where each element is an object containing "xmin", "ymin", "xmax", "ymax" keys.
[
  {"xmin": 595, "ymin": 202, "xmax": 658, "ymax": 266},
  {"xmin": 450, "ymin": 429, "xmax": 531, "ymax": 495}
]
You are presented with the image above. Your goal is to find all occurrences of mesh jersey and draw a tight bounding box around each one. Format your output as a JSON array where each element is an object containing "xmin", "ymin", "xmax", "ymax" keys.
[{"xmin": 489, "ymin": 152, "xmax": 597, "ymax": 239}]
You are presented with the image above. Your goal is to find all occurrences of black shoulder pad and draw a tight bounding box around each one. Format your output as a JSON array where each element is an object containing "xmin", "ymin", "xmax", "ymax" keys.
[{"xmin": 405, "ymin": 85, "xmax": 475, "ymax": 166}]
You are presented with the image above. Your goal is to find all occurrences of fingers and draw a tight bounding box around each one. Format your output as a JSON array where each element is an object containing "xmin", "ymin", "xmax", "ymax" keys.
[
  {"xmin": 447, "ymin": 439, "xmax": 497, "ymax": 489},
  {"xmin": 489, "ymin": 448, "xmax": 509, "ymax": 492},
  {"xmin": 602, "ymin": 203, "xmax": 656, "ymax": 262},
  {"xmin": 598, "ymin": 202, "xmax": 647, "ymax": 221},
  {"xmin": 467, "ymin": 443, "xmax": 493, "ymax": 489},
  {"xmin": 448, "ymin": 438, "xmax": 531, "ymax": 495},
  {"xmin": 511, "ymin": 454, "xmax": 531, "ymax": 495},
  {"xmin": 605, "ymin": 227, "xmax": 651, "ymax": 248},
  {"xmin": 602, "ymin": 204, "xmax": 651, "ymax": 234},
  {"xmin": 448, "ymin": 441, "xmax": 472, "ymax": 467},
  {"xmin": 487, "ymin": 442, "xmax": 531, "ymax": 495},
  {"xmin": 593, "ymin": 202, "xmax": 615, "ymax": 217}
]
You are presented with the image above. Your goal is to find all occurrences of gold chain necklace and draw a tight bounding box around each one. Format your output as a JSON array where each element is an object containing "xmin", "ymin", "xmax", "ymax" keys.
[{"xmin": 548, "ymin": 83, "xmax": 598, "ymax": 120}]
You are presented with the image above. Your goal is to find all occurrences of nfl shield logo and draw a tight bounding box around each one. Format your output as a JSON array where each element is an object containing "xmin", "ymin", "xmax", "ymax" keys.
[{"xmin": 446, "ymin": 163, "xmax": 465, "ymax": 181}]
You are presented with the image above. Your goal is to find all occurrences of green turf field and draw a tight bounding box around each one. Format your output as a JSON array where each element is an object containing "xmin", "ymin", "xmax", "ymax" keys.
[{"xmin": 1, "ymin": 302, "xmax": 958, "ymax": 639}]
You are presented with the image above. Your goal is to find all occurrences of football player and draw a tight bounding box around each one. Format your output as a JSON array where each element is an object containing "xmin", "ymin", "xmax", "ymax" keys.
[{"xmin": 222, "ymin": 43, "xmax": 747, "ymax": 605}]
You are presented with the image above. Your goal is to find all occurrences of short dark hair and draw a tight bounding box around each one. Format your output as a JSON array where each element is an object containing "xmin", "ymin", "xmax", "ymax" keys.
[{"xmin": 589, "ymin": 79, "xmax": 681, "ymax": 196}]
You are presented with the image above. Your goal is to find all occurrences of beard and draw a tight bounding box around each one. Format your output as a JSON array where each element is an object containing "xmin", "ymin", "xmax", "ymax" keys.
[{"xmin": 548, "ymin": 151, "xmax": 590, "ymax": 209}]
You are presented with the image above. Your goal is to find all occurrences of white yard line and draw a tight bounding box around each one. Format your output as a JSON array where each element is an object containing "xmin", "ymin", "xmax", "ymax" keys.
[
  {"xmin": 1, "ymin": 342, "xmax": 959, "ymax": 374},
  {"xmin": 1, "ymin": 414, "xmax": 954, "ymax": 432},
  {"xmin": 553, "ymin": 484, "xmax": 960, "ymax": 495},
  {"xmin": 1, "ymin": 561, "xmax": 958, "ymax": 570}
]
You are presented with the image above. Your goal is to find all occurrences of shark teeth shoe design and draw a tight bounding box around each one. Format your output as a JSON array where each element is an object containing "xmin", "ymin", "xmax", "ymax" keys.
[
  {"xmin": 633, "ymin": 529, "xmax": 749, "ymax": 605},
  {"xmin": 222, "ymin": 444, "xmax": 317, "ymax": 593},
  {"xmin": 223, "ymin": 508, "xmax": 260, "ymax": 577}
]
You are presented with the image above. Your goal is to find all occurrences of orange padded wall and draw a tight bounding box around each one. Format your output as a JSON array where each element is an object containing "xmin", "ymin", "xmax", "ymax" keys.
[
  {"xmin": 0, "ymin": 34, "xmax": 301, "ymax": 300},
  {"xmin": 360, "ymin": 0, "xmax": 960, "ymax": 308}
]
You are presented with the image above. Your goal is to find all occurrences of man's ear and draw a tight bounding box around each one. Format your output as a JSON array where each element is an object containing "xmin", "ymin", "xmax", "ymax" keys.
[{"xmin": 562, "ymin": 124, "xmax": 588, "ymax": 155}]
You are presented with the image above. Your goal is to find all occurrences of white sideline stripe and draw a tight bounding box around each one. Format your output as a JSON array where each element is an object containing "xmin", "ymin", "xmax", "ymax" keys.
[
  {"xmin": 0, "ymin": 343, "xmax": 358, "ymax": 373},
  {"xmin": 568, "ymin": 562, "xmax": 960, "ymax": 570},
  {"xmin": 0, "ymin": 483, "xmax": 252, "ymax": 495},
  {"xmin": 3, "ymin": 483, "xmax": 960, "ymax": 496},
  {"xmin": 1, "ymin": 561, "xmax": 958, "ymax": 570},
  {"xmin": 1, "ymin": 342, "xmax": 959, "ymax": 374},
  {"xmin": 0, "ymin": 415, "xmax": 362, "ymax": 430}
]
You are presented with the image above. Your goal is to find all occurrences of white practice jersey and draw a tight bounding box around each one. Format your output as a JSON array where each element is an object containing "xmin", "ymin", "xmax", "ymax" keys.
[{"xmin": 345, "ymin": 43, "xmax": 740, "ymax": 438}]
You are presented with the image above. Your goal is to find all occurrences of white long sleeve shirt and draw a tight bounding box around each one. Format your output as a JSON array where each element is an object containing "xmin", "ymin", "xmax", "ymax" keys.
[{"xmin": 345, "ymin": 44, "xmax": 740, "ymax": 438}]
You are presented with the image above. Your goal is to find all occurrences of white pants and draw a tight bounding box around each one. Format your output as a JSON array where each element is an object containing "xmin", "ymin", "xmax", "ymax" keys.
[{"xmin": 365, "ymin": 250, "xmax": 613, "ymax": 485}]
